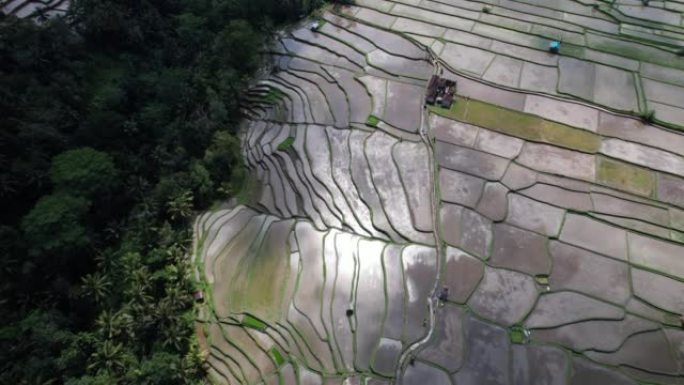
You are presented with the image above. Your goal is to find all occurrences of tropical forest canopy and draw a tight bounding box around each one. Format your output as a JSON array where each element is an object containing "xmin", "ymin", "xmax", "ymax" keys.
[{"xmin": 0, "ymin": 0, "xmax": 330, "ymax": 383}]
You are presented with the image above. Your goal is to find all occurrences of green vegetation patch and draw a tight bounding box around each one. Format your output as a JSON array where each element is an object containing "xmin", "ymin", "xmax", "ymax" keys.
[
  {"xmin": 535, "ymin": 275, "xmax": 549, "ymax": 285},
  {"xmin": 241, "ymin": 314, "xmax": 268, "ymax": 331},
  {"xmin": 640, "ymin": 109, "xmax": 656, "ymax": 124},
  {"xmin": 429, "ymin": 97, "xmax": 601, "ymax": 153},
  {"xmin": 277, "ymin": 136, "xmax": 295, "ymax": 151},
  {"xmin": 558, "ymin": 43, "xmax": 586, "ymax": 59},
  {"xmin": 263, "ymin": 87, "xmax": 287, "ymax": 104},
  {"xmin": 317, "ymin": 17, "xmax": 328, "ymax": 29},
  {"xmin": 366, "ymin": 114, "xmax": 381, "ymax": 127},
  {"xmin": 671, "ymin": 230, "xmax": 684, "ymax": 244},
  {"xmin": 221, "ymin": 219, "xmax": 294, "ymax": 321},
  {"xmin": 587, "ymin": 33, "xmax": 684, "ymax": 71},
  {"xmin": 596, "ymin": 156, "xmax": 655, "ymax": 197},
  {"xmin": 509, "ymin": 325, "xmax": 527, "ymax": 344},
  {"xmin": 664, "ymin": 312, "xmax": 683, "ymax": 326},
  {"xmin": 270, "ymin": 347, "xmax": 286, "ymax": 366},
  {"xmin": 235, "ymin": 170, "xmax": 262, "ymax": 205}
]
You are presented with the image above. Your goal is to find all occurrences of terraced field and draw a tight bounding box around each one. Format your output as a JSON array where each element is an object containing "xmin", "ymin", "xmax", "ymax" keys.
[
  {"xmin": 193, "ymin": 1, "xmax": 684, "ymax": 384},
  {"xmin": 1, "ymin": 0, "xmax": 68, "ymax": 18}
]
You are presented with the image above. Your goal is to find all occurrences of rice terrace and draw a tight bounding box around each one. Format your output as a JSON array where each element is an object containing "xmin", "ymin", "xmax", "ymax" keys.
[{"xmin": 3, "ymin": 0, "xmax": 684, "ymax": 384}]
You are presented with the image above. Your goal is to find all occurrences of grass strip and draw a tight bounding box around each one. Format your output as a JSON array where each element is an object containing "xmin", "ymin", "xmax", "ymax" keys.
[
  {"xmin": 429, "ymin": 96, "xmax": 601, "ymax": 153},
  {"xmin": 596, "ymin": 156, "xmax": 655, "ymax": 197},
  {"xmin": 242, "ymin": 314, "xmax": 268, "ymax": 331}
]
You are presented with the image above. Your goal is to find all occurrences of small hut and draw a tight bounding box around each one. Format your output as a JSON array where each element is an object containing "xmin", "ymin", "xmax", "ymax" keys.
[{"xmin": 425, "ymin": 75, "xmax": 457, "ymax": 108}]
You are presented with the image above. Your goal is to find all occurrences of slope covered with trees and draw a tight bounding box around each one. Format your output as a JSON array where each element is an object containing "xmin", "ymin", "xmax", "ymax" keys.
[{"xmin": 0, "ymin": 0, "xmax": 326, "ymax": 383}]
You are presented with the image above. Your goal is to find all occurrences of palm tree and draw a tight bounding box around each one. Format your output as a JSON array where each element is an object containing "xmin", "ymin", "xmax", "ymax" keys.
[
  {"xmin": 167, "ymin": 190, "xmax": 194, "ymax": 221},
  {"xmin": 154, "ymin": 298, "xmax": 177, "ymax": 328},
  {"xmin": 88, "ymin": 339, "xmax": 127, "ymax": 375},
  {"xmin": 164, "ymin": 285, "xmax": 190, "ymax": 311},
  {"xmin": 125, "ymin": 268, "xmax": 153, "ymax": 306},
  {"xmin": 128, "ymin": 285, "xmax": 154, "ymax": 310},
  {"xmin": 161, "ymin": 319, "xmax": 188, "ymax": 351},
  {"xmin": 95, "ymin": 309, "xmax": 132, "ymax": 340},
  {"xmin": 81, "ymin": 272, "xmax": 111, "ymax": 305}
]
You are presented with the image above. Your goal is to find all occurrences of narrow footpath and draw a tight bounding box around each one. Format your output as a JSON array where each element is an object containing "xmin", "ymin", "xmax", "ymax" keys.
[{"xmin": 394, "ymin": 54, "xmax": 444, "ymax": 384}]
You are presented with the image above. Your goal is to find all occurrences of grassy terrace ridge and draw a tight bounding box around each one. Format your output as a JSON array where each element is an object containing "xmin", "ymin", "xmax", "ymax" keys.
[{"xmin": 428, "ymin": 96, "xmax": 601, "ymax": 153}]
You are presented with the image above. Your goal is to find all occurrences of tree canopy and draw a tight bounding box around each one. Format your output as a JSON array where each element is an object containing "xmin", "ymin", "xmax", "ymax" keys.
[
  {"xmin": 0, "ymin": 0, "xmax": 327, "ymax": 383},
  {"xmin": 21, "ymin": 193, "xmax": 91, "ymax": 256},
  {"xmin": 50, "ymin": 148, "xmax": 119, "ymax": 196}
]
